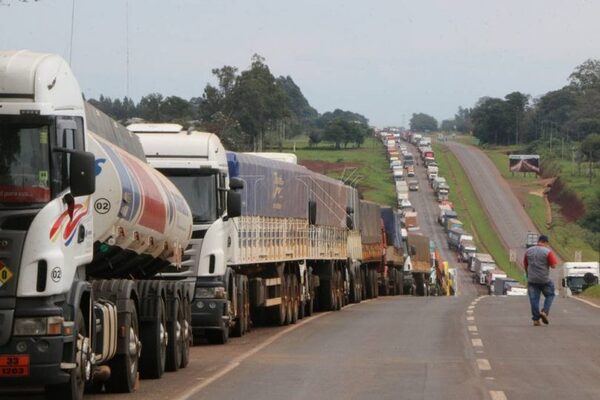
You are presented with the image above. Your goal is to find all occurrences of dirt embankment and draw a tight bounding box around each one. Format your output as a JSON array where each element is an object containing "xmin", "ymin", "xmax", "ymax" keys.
[{"xmin": 541, "ymin": 164, "xmax": 586, "ymax": 223}]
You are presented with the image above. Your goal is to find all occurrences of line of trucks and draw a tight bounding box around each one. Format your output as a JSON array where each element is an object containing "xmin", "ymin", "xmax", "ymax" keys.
[
  {"xmin": 0, "ymin": 51, "xmax": 441, "ymax": 399},
  {"xmin": 381, "ymin": 131, "xmax": 454, "ymax": 296}
]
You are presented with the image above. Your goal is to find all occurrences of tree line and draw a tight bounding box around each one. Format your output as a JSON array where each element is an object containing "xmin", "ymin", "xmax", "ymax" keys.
[{"xmin": 88, "ymin": 54, "xmax": 371, "ymax": 152}]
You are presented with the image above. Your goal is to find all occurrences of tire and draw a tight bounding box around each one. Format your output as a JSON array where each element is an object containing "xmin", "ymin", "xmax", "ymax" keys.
[
  {"xmin": 139, "ymin": 296, "xmax": 167, "ymax": 379},
  {"xmin": 105, "ymin": 300, "xmax": 139, "ymax": 393},
  {"xmin": 46, "ymin": 312, "xmax": 88, "ymax": 400},
  {"xmin": 231, "ymin": 276, "xmax": 244, "ymax": 337},
  {"xmin": 305, "ymin": 269, "xmax": 314, "ymax": 317},
  {"xmin": 372, "ymin": 270, "xmax": 379, "ymax": 298},
  {"xmin": 285, "ymin": 274, "xmax": 293, "ymax": 325},
  {"xmin": 318, "ymin": 278, "xmax": 335, "ymax": 311},
  {"xmin": 165, "ymin": 296, "xmax": 182, "ymax": 372},
  {"xmin": 291, "ymin": 274, "xmax": 299, "ymax": 324},
  {"xmin": 180, "ymin": 297, "xmax": 192, "ymax": 369}
]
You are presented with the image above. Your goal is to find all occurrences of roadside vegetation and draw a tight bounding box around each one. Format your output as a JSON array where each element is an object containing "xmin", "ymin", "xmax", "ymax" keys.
[
  {"xmin": 282, "ymin": 135, "xmax": 396, "ymax": 206},
  {"xmin": 581, "ymin": 284, "xmax": 600, "ymax": 299},
  {"xmin": 433, "ymin": 143, "xmax": 526, "ymax": 284}
]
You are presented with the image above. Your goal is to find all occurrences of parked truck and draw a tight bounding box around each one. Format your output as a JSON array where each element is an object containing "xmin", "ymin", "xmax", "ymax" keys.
[
  {"xmin": 470, "ymin": 253, "xmax": 496, "ymax": 284},
  {"xmin": 380, "ymin": 207, "xmax": 405, "ymax": 295},
  {"xmin": 130, "ymin": 126, "xmax": 369, "ymax": 342},
  {"xmin": 561, "ymin": 262, "xmax": 600, "ymax": 294},
  {"xmin": 359, "ymin": 200, "xmax": 385, "ymax": 298},
  {"xmin": 447, "ymin": 228, "xmax": 473, "ymax": 251},
  {"xmin": 405, "ymin": 234, "xmax": 432, "ymax": 296},
  {"xmin": 0, "ymin": 51, "xmax": 195, "ymax": 399}
]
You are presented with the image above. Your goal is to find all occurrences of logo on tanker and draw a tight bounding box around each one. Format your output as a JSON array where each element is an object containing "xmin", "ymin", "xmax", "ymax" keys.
[{"xmin": 49, "ymin": 199, "xmax": 90, "ymax": 246}]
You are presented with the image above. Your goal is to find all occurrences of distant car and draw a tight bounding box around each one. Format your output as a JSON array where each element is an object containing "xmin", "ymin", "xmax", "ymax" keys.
[
  {"xmin": 399, "ymin": 198, "xmax": 413, "ymax": 210},
  {"xmin": 408, "ymin": 180, "xmax": 419, "ymax": 191},
  {"xmin": 407, "ymin": 169, "xmax": 415, "ymax": 177}
]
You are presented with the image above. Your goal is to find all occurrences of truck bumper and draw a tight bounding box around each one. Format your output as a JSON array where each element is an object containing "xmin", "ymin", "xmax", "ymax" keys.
[
  {"xmin": 190, "ymin": 298, "xmax": 227, "ymax": 334},
  {"xmin": 0, "ymin": 335, "xmax": 71, "ymax": 387}
]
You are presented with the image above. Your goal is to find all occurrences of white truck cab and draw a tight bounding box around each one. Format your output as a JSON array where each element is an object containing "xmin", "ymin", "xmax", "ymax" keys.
[{"xmin": 561, "ymin": 262, "xmax": 599, "ymax": 295}]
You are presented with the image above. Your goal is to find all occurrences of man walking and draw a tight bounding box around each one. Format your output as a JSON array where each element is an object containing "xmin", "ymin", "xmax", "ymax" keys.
[{"xmin": 524, "ymin": 235, "xmax": 558, "ymax": 326}]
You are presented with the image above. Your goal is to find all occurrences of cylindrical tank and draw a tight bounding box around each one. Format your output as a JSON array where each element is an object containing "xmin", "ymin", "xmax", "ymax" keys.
[{"xmin": 88, "ymin": 132, "xmax": 192, "ymax": 266}]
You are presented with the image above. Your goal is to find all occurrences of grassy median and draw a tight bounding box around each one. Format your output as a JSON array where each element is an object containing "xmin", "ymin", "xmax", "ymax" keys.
[
  {"xmin": 433, "ymin": 143, "xmax": 526, "ymax": 284},
  {"xmin": 582, "ymin": 285, "xmax": 600, "ymax": 299}
]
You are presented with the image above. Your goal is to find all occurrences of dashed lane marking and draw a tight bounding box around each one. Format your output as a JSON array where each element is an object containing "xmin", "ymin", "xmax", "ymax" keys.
[
  {"xmin": 490, "ymin": 390, "xmax": 507, "ymax": 400},
  {"xmin": 472, "ymin": 338, "xmax": 483, "ymax": 347},
  {"xmin": 467, "ymin": 316, "xmax": 475, "ymax": 321},
  {"xmin": 467, "ymin": 310, "xmax": 474, "ymax": 314},
  {"xmin": 476, "ymin": 359, "xmax": 491, "ymax": 371},
  {"xmin": 468, "ymin": 325, "xmax": 478, "ymax": 332}
]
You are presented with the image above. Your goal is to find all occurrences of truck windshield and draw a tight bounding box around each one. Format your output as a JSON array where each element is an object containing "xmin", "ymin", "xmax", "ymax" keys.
[
  {"xmin": 0, "ymin": 117, "xmax": 51, "ymax": 208},
  {"xmin": 159, "ymin": 169, "xmax": 218, "ymax": 223}
]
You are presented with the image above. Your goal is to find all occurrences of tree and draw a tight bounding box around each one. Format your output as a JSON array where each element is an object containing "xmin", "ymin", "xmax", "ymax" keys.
[
  {"xmin": 228, "ymin": 54, "xmax": 289, "ymax": 151},
  {"xmin": 137, "ymin": 93, "xmax": 164, "ymax": 122},
  {"xmin": 440, "ymin": 119, "xmax": 455, "ymax": 131},
  {"xmin": 471, "ymin": 97, "xmax": 511, "ymax": 145},
  {"xmin": 569, "ymin": 59, "xmax": 600, "ymax": 90},
  {"xmin": 504, "ymin": 91, "xmax": 529, "ymax": 144},
  {"xmin": 410, "ymin": 113, "xmax": 437, "ymax": 132}
]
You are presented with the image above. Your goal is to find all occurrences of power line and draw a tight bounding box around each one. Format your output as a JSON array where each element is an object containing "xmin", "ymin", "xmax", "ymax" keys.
[{"xmin": 68, "ymin": 0, "xmax": 75, "ymax": 65}]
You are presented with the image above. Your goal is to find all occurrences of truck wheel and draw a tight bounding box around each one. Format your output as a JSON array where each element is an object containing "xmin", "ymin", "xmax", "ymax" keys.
[
  {"xmin": 318, "ymin": 278, "xmax": 335, "ymax": 311},
  {"xmin": 180, "ymin": 297, "xmax": 192, "ymax": 368},
  {"xmin": 105, "ymin": 300, "xmax": 139, "ymax": 393},
  {"xmin": 46, "ymin": 312, "xmax": 88, "ymax": 400},
  {"xmin": 305, "ymin": 269, "xmax": 314, "ymax": 317},
  {"xmin": 231, "ymin": 276, "xmax": 245, "ymax": 337},
  {"xmin": 165, "ymin": 296, "xmax": 182, "ymax": 372},
  {"xmin": 139, "ymin": 297, "xmax": 167, "ymax": 379},
  {"xmin": 291, "ymin": 274, "xmax": 299, "ymax": 324},
  {"xmin": 285, "ymin": 274, "xmax": 293, "ymax": 325}
]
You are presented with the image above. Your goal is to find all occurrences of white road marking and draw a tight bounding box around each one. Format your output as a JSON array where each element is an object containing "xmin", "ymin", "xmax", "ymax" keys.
[
  {"xmin": 467, "ymin": 316, "xmax": 475, "ymax": 321},
  {"xmin": 177, "ymin": 310, "xmax": 332, "ymax": 400},
  {"xmin": 467, "ymin": 310, "xmax": 474, "ymax": 314},
  {"xmin": 476, "ymin": 350, "xmax": 484, "ymax": 354},
  {"xmin": 476, "ymin": 358, "xmax": 491, "ymax": 370},
  {"xmin": 472, "ymin": 338, "xmax": 483, "ymax": 347},
  {"xmin": 468, "ymin": 305, "xmax": 475, "ymax": 310},
  {"xmin": 468, "ymin": 325, "xmax": 478, "ymax": 332},
  {"xmin": 490, "ymin": 390, "xmax": 507, "ymax": 400},
  {"xmin": 570, "ymin": 296, "xmax": 600, "ymax": 309}
]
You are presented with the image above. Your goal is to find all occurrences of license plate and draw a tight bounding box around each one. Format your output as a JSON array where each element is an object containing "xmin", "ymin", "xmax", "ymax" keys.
[{"xmin": 0, "ymin": 355, "xmax": 30, "ymax": 377}]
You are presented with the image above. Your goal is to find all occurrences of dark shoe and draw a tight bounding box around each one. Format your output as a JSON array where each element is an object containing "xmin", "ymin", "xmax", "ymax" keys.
[
  {"xmin": 533, "ymin": 320, "xmax": 541, "ymax": 326},
  {"xmin": 540, "ymin": 310, "xmax": 549, "ymax": 325}
]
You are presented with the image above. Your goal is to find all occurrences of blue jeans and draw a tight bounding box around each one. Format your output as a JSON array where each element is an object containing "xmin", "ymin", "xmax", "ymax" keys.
[{"xmin": 528, "ymin": 281, "xmax": 555, "ymax": 321}]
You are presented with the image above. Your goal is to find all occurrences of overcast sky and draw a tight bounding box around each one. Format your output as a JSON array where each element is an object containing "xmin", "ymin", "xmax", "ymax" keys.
[{"xmin": 1, "ymin": 0, "xmax": 599, "ymax": 126}]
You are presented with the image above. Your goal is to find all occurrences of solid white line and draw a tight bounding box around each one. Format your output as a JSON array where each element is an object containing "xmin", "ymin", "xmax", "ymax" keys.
[
  {"xmin": 178, "ymin": 311, "xmax": 332, "ymax": 400},
  {"xmin": 476, "ymin": 358, "xmax": 491, "ymax": 371},
  {"xmin": 472, "ymin": 338, "xmax": 483, "ymax": 347},
  {"xmin": 468, "ymin": 325, "xmax": 478, "ymax": 332},
  {"xmin": 570, "ymin": 296, "xmax": 600, "ymax": 309},
  {"xmin": 489, "ymin": 390, "xmax": 507, "ymax": 400}
]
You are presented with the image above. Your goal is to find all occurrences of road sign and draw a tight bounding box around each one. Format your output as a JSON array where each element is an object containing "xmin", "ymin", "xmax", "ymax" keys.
[
  {"xmin": 574, "ymin": 251, "xmax": 582, "ymax": 262},
  {"xmin": 509, "ymin": 249, "xmax": 517, "ymax": 263}
]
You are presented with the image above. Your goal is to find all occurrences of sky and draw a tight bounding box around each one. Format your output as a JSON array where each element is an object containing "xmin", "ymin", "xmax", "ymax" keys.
[{"xmin": 1, "ymin": 0, "xmax": 599, "ymax": 126}]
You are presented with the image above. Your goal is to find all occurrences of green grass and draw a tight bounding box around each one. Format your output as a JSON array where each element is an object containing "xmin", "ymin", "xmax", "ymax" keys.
[
  {"xmin": 433, "ymin": 143, "xmax": 526, "ymax": 284},
  {"xmin": 581, "ymin": 285, "xmax": 600, "ymax": 299},
  {"xmin": 278, "ymin": 136, "xmax": 396, "ymax": 206},
  {"xmin": 484, "ymin": 145, "xmax": 599, "ymax": 262}
]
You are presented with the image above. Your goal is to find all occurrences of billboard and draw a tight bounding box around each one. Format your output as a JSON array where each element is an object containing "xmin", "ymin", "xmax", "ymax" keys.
[{"xmin": 509, "ymin": 154, "xmax": 540, "ymax": 174}]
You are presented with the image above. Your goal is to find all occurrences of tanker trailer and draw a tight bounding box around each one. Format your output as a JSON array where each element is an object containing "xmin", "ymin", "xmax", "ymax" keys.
[{"xmin": 0, "ymin": 50, "xmax": 192, "ymax": 400}]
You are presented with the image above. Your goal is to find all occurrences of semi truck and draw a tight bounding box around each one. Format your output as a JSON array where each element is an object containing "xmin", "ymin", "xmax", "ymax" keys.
[
  {"xmin": 380, "ymin": 207, "xmax": 405, "ymax": 295},
  {"xmin": 561, "ymin": 262, "xmax": 600, "ymax": 294},
  {"xmin": 359, "ymin": 200, "xmax": 385, "ymax": 298},
  {"xmin": 129, "ymin": 126, "xmax": 368, "ymax": 342},
  {"xmin": 0, "ymin": 51, "xmax": 195, "ymax": 399},
  {"xmin": 405, "ymin": 234, "xmax": 432, "ymax": 296}
]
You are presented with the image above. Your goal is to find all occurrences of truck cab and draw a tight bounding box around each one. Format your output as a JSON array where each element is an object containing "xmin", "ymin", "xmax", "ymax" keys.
[
  {"xmin": 130, "ymin": 124, "xmax": 241, "ymax": 344},
  {"xmin": 561, "ymin": 262, "xmax": 600, "ymax": 294}
]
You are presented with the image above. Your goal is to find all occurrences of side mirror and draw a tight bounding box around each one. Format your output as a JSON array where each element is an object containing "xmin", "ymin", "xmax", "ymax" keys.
[
  {"xmin": 229, "ymin": 177, "xmax": 244, "ymax": 191},
  {"xmin": 308, "ymin": 200, "xmax": 317, "ymax": 225},
  {"xmin": 346, "ymin": 215, "xmax": 354, "ymax": 230},
  {"xmin": 346, "ymin": 206, "xmax": 354, "ymax": 215},
  {"xmin": 561, "ymin": 278, "xmax": 566, "ymax": 288},
  {"xmin": 227, "ymin": 191, "xmax": 242, "ymax": 218},
  {"xmin": 70, "ymin": 151, "xmax": 96, "ymax": 197}
]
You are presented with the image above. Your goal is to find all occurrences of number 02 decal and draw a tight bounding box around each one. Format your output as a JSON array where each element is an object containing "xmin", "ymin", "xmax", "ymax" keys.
[{"xmin": 94, "ymin": 198, "xmax": 111, "ymax": 215}]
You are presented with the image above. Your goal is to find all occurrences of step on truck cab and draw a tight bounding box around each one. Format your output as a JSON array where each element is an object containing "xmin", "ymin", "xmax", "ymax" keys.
[{"xmin": 0, "ymin": 51, "xmax": 193, "ymax": 399}]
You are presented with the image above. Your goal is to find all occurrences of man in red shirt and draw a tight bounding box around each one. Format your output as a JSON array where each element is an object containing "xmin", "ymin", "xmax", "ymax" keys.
[{"xmin": 524, "ymin": 235, "xmax": 558, "ymax": 326}]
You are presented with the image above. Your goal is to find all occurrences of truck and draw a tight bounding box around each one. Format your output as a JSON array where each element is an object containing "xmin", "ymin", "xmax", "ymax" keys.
[
  {"xmin": 359, "ymin": 201, "xmax": 385, "ymax": 298},
  {"xmin": 438, "ymin": 207, "xmax": 457, "ymax": 226},
  {"xmin": 561, "ymin": 262, "xmax": 600, "ymax": 294},
  {"xmin": 405, "ymin": 234, "xmax": 431, "ymax": 295},
  {"xmin": 403, "ymin": 211, "xmax": 418, "ymax": 231},
  {"xmin": 525, "ymin": 232, "xmax": 538, "ymax": 248},
  {"xmin": 130, "ymin": 127, "xmax": 369, "ymax": 342},
  {"xmin": 485, "ymin": 269, "xmax": 507, "ymax": 294},
  {"xmin": 396, "ymin": 181, "xmax": 409, "ymax": 203},
  {"xmin": 458, "ymin": 239, "xmax": 477, "ymax": 263},
  {"xmin": 444, "ymin": 217, "xmax": 463, "ymax": 232},
  {"xmin": 470, "ymin": 253, "xmax": 496, "ymax": 284},
  {"xmin": 380, "ymin": 207, "xmax": 405, "ymax": 295},
  {"xmin": 432, "ymin": 177, "xmax": 447, "ymax": 192},
  {"xmin": 392, "ymin": 168, "xmax": 404, "ymax": 182},
  {"xmin": 0, "ymin": 51, "xmax": 195, "ymax": 399},
  {"xmin": 447, "ymin": 228, "xmax": 473, "ymax": 251}
]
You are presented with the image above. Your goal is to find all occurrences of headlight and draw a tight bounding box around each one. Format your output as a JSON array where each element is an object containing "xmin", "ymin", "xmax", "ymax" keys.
[
  {"xmin": 195, "ymin": 286, "xmax": 226, "ymax": 299},
  {"xmin": 13, "ymin": 316, "xmax": 64, "ymax": 336}
]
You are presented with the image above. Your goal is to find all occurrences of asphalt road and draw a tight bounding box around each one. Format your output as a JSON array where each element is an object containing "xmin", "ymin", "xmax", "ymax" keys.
[
  {"xmin": 406, "ymin": 142, "xmax": 484, "ymax": 297},
  {"xmin": 444, "ymin": 141, "xmax": 538, "ymax": 269}
]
